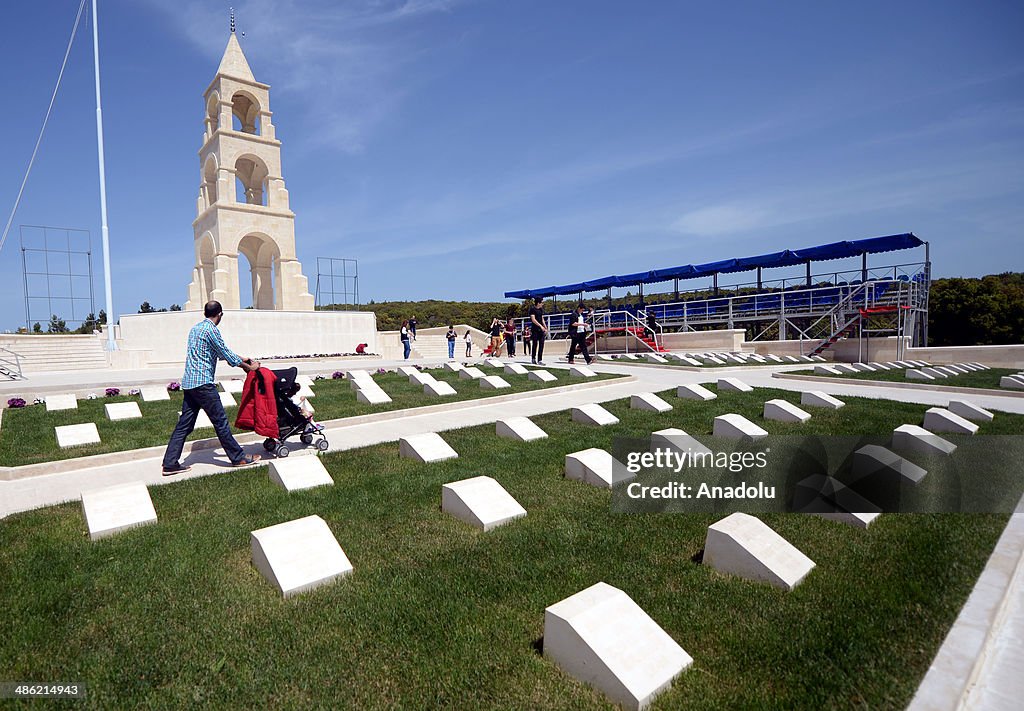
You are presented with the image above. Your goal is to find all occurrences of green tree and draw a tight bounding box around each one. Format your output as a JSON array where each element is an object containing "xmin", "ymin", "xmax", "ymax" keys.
[
  {"xmin": 32, "ymin": 322, "xmax": 41, "ymax": 333},
  {"xmin": 98, "ymin": 310, "xmax": 107, "ymax": 325},
  {"xmin": 138, "ymin": 302, "xmax": 156, "ymax": 313},
  {"xmin": 47, "ymin": 315, "xmax": 68, "ymax": 333},
  {"xmin": 170, "ymin": 304, "xmax": 182, "ymax": 311}
]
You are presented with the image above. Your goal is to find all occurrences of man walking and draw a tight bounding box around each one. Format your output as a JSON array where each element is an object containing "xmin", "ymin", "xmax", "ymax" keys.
[
  {"xmin": 566, "ymin": 303, "xmax": 593, "ymax": 365},
  {"xmin": 528, "ymin": 296, "xmax": 547, "ymax": 365},
  {"xmin": 161, "ymin": 301, "xmax": 262, "ymax": 475}
]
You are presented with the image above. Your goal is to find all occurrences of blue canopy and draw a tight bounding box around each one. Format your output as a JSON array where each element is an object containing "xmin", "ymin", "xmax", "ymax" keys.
[{"xmin": 503, "ymin": 233, "xmax": 923, "ymax": 298}]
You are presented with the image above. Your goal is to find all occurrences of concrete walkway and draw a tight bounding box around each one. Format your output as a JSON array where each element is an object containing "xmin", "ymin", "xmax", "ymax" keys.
[{"xmin": 4, "ymin": 357, "xmax": 1022, "ymax": 519}]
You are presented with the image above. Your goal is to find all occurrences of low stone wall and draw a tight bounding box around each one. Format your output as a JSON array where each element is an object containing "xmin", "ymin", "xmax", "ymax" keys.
[
  {"xmin": 659, "ymin": 330, "xmax": 746, "ymax": 352},
  {"xmin": 906, "ymin": 343, "xmax": 1024, "ymax": 368},
  {"xmin": 118, "ymin": 309, "xmax": 379, "ymax": 364}
]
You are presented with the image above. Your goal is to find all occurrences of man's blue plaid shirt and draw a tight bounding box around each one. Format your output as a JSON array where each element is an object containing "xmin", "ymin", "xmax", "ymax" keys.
[{"xmin": 181, "ymin": 319, "xmax": 242, "ymax": 390}]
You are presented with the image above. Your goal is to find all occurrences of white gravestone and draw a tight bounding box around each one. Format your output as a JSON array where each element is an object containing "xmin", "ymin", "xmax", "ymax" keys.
[
  {"xmin": 459, "ymin": 367, "xmax": 486, "ymax": 380},
  {"xmin": 717, "ymin": 377, "xmax": 753, "ymax": 393},
  {"xmin": 1000, "ymin": 376, "xmax": 1024, "ymax": 390},
  {"xmin": 424, "ymin": 380, "xmax": 457, "ymax": 397},
  {"xmin": 571, "ymin": 403, "xmax": 620, "ymax": 427},
  {"xmin": 528, "ymin": 369, "xmax": 557, "ymax": 383},
  {"xmin": 676, "ymin": 384, "xmax": 717, "ymax": 401},
  {"xmin": 947, "ymin": 400, "xmax": 994, "ymax": 423},
  {"xmin": 814, "ymin": 365, "xmax": 841, "ymax": 375},
  {"xmin": 104, "ymin": 401, "xmax": 143, "ymax": 421},
  {"xmin": 800, "ymin": 391, "xmax": 845, "ymax": 410},
  {"xmin": 765, "ymin": 354, "xmax": 784, "ymax": 363},
  {"xmin": 398, "ymin": 366, "xmax": 419, "ymax": 377},
  {"xmin": 409, "ymin": 371, "xmax": 436, "ymax": 387},
  {"xmin": 906, "ymin": 369, "xmax": 935, "ymax": 381},
  {"xmin": 356, "ymin": 386, "xmax": 392, "ymax": 405},
  {"xmin": 630, "ymin": 392, "xmax": 673, "ymax": 413},
  {"xmin": 296, "ymin": 375, "xmax": 315, "ymax": 388},
  {"xmin": 219, "ymin": 391, "xmax": 237, "ymax": 408},
  {"xmin": 250, "ymin": 515, "xmax": 353, "ymax": 598},
  {"xmin": 496, "ymin": 417, "xmax": 548, "ymax": 442},
  {"xmin": 645, "ymin": 354, "xmax": 668, "ymax": 364},
  {"xmin": 544, "ymin": 581, "xmax": 693, "ymax": 711},
  {"xmin": 45, "ymin": 393, "xmax": 78, "ymax": 412},
  {"xmin": 347, "ymin": 370, "xmax": 375, "ymax": 390},
  {"xmin": 81, "ymin": 481, "xmax": 158, "ymax": 541},
  {"xmin": 853, "ymin": 444, "xmax": 927, "ymax": 485},
  {"xmin": 704, "ymin": 512, "xmax": 815, "ymax": 591},
  {"xmin": 565, "ymin": 448, "xmax": 633, "ymax": 488},
  {"xmin": 923, "ymin": 407, "xmax": 979, "ymax": 435},
  {"xmin": 191, "ymin": 410, "xmax": 213, "ymax": 429},
  {"xmin": 485, "ymin": 358, "xmax": 504, "ymax": 368},
  {"xmin": 269, "ymin": 456, "xmax": 334, "ymax": 492},
  {"xmin": 679, "ymin": 356, "xmax": 702, "ymax": 366},
  {"xmin": 504, "ymin": 363, "xmax": 529, "ymax": 375},
  {"xmin": 892, "ymin": 424, "xmax": 956, "ymax": 457},
  {"xmin": 763, "ymin": 399, "xmax": 811, "ymax": 424},
  {"xmin": 650, "ymin": 428, "xmax": 712, "ymax": 457},
  {"xmin": 296, "ymin": 383, "xmax": 316, "ymax": 400},
  {"xmin": 222, "ymin": 379, "xmax": 245, "ymax": 394},
  {"xmin": 55, "ymin": 423, "xmax": 101, "ymax": 449},
  {"xmin": 832, "ymin": 364, "xmax": 858, "ymax": 374},
  {"xmin": 849, "ymin": 363, "xmax": 874, "ymax": 372},
  {"xmin": 570, "ymin": 366, "xmax": 598, "ymax": 378},
  {"xmin": 479, "ymin": 375, "xmax": 511, "ymax": 390},
  {"xmin": 442, "ymin": 476, "xmax": 526, "ymax": 531},
  {"xmin": 713, "ymin": 414, "xmax": 768, "ymax": 440},
  {"xmin": 443, "ymin": 362, "xmax": 464, "ymax": 373},
  {"xmin": 141, "ymin": 385, "xmax": 171, "ymax": 402},
  {"xmin": 399, "ymin": 432, "xmax": 458, "ymax": 463}
]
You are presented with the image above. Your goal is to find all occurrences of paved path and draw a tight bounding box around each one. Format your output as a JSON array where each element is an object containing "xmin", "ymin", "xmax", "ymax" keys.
[{"xmin": 4, "ymin": 358, "xmax": 1021, "ymax": 519}]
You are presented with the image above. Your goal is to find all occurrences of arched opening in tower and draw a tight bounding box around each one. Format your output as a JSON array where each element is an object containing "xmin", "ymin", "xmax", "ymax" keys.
[
  {"xmin": 234, "ymin": 155, "xmax": 269, "ymax": 206},
  {"xmin": 231, "ymin": 92, "xmax": 261, "ymax": 135},
  {"xmin": 238, "ymin": 234, "xmax": 281, "ymax": 309}
]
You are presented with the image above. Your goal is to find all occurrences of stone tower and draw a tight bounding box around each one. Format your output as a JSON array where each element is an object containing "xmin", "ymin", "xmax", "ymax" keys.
[{"xmin": 184, "ymin": 32, "xmax": 315, "ymax": 311}]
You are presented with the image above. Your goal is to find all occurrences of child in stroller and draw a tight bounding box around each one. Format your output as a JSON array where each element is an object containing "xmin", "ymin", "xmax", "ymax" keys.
[{"xmin": 262, "ymin": 367, "xmax": 329, "ymax": 458}]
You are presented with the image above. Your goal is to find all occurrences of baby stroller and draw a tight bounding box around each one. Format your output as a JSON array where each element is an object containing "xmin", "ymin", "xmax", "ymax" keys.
[{"xmin": 261, "ymin": 367, "xmax": 329, "ymax": 458}]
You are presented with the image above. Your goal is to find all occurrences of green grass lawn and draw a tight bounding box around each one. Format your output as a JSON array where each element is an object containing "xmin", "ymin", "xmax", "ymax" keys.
[
  {"xmin": 789, "ymin": 366, "xmax": 1019, "ymax": 390},
  {"xmin": 0, "ymin": 366, "xmax": 621, "ymax": 468},
  {"xmin": 1, "ymin": 385, "xmax": 1022, "ymax": 708}
]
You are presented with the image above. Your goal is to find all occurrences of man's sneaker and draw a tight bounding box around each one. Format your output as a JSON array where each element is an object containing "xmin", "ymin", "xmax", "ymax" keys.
[
  {"xmin": 162, "ymin": 463, "xmax": 191, "ymax": 476},
  {"xmin": 229, "ymin": 454, "xmax": 262, "ymax": 468}
]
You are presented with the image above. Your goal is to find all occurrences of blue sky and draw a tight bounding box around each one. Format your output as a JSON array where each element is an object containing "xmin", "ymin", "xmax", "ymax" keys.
[{"xmin": 0, "ymin": 0, "xmax": 1022, "ymax": 330}]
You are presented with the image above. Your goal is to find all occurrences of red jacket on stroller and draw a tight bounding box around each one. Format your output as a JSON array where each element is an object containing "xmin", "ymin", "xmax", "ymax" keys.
[{"xmin": 235, "ymin": 367, "xmax": 279, "ymax": 437}]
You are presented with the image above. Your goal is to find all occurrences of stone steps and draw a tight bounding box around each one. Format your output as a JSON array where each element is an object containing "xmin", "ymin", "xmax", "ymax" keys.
[{"xmin": 0, "ymin": 337, "xmax": 108, "ymax": 373}]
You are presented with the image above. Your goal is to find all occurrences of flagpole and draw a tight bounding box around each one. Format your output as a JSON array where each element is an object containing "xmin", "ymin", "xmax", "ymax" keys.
[{"xmin": 92, "ymin": 0, "xmax": 116, "ymax": 351}]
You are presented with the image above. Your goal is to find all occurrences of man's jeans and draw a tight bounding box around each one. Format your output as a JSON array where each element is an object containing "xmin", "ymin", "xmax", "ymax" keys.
[
  {"xmin": 448, "ymin": 341, "xmax": 455, "ymax": 359},
  {"xmin": 162, "ymin": 383, "xmax": 244, "ymax": 468}
]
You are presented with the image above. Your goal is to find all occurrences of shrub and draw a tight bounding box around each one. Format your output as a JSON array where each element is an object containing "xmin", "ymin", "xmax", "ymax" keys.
[
  {"xmin": 105, "ymin": 388, "xmax": 120, "ymax": 397},
  {"xmin": 6, "ymin": 398, "xmax": 26, "ymax": 409},
  {"xmin": 332, "ymin": 371, "xmax": 344, "ymax": 379},
  {"xmin": 168, "ymin": 382, "xmax": 181, "ymax": 392}
]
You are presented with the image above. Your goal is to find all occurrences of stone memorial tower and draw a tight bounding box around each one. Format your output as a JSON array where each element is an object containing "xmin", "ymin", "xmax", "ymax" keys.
[{"xmin": 184, "ymin": 30, "xmax": 315, "ymax": 311}]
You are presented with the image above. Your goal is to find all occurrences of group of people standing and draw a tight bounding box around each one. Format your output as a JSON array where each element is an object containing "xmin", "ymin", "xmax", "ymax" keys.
[{"xmin": 397, "ymin": 298, "xmax": 594, "ymax": 365}]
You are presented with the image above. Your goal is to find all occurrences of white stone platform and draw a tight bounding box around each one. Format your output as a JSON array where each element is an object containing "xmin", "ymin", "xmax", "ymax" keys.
[
  {"xmin": 704, "ymin": 512, "xmax": 815, "ymax": 591},
  {"xmin": 544, "ymin": 581, "xmax": 692, "ymax": 710},
  {"xmin": 81, "ymin": 481, "xmax": 158, "ymax": 541},
  {"xmin": 441, "ymin": 476, "xmax": 526, "ymax": 531},
  {"xmin": 250, "ymin": 515, "xmax": 353, "ymax": 598}
]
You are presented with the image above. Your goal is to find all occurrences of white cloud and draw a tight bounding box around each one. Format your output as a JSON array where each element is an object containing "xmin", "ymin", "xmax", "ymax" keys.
[{"xmin": 141, "ymin": 0, "xmax": 473, "ymax": 153}]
